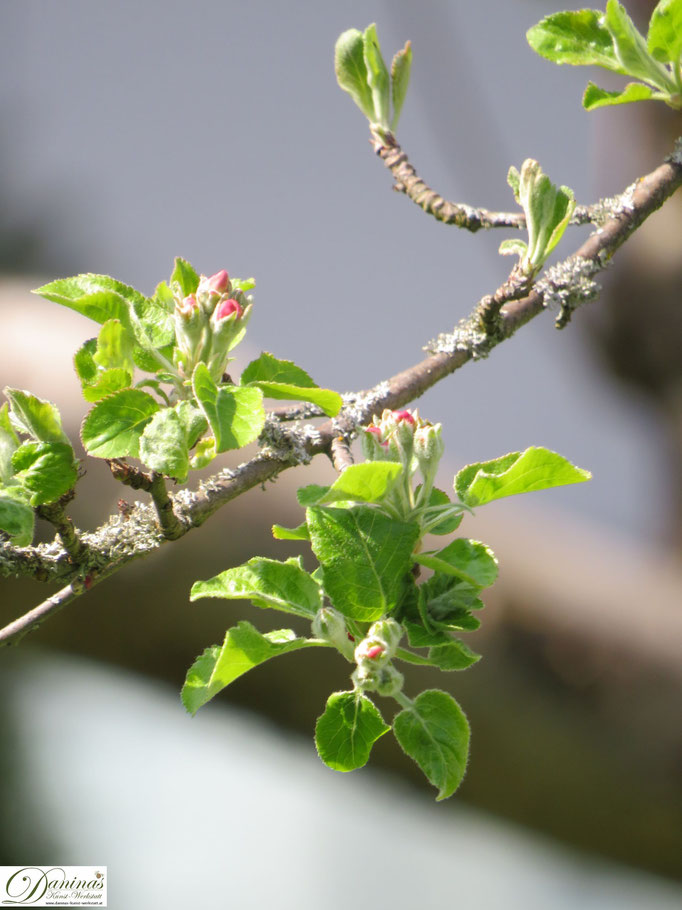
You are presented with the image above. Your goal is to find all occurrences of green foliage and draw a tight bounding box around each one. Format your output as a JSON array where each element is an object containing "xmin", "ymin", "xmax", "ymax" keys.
[
  {"xmin": 315, "ymin": 691, "xmax": 391, "ymax": 771},
  {"xmin": 335, "ymin": 24, "xmax": 412, "ymax": 131},
  {"xmin": 182, "ymin": 621, "xmax": 328, "ymax": 715},
  {"xmin": 241, "ymin": 352, "xmax": 342, "ymax": 417},
  {"xmin": 192, "ymin": 363, "xmax": 265, "ymax": 453},
  {"xmin": 81, "ymin": 389, "xmax": 160, "ymax": 459},
  {"xmin": 393, "ymin": 690, "xmax": 470, "ymax": 800},
  {"xmin": 0, "ymin": 485, "xmax": 34, "ymax": 546},
  {"xmin": 528, "ymin": 0, "xmax": 682, "ymax": 110},
  {"xmin": 11, "ymin": 441, "xmax": 78, "ymax": 506},
  {"xmin": 186, "ymin": 404, "xmax": 590, "ymax": 799},
  {"xmin": 501, "ymin": 160, "xmax": 575, "ymax": 276}
]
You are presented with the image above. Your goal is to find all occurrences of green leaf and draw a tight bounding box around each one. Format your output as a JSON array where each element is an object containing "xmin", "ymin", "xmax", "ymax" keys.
[
  {"xmin": 404, "ymin": 621, "xmax": 452, "ymax": 648},
  {"xmin": 307, "ymin": 505, "xmax": 420, "ymax": 621},
  {"xmin": 192, "ymin": 362, "xmax": 265, "ymax": 453},
  {"xmin": 129, "ymin": 293, "xmax": 175, "ymax": 351},
  {"xmin": 390, "ymin": 40, "xmax": 412, "ymax": 131},
  {"xmin": 393, "ymin": 690, "xmax": 470, "ymax": 800},
  {"xmin": 230, "ymin": 277, "xmax": 256, "ymax": 292},
  {"xmin": 11, "ymin": 441, "xmax": 77, "ymax": 506},
  {"xmin": 241, "ymin": 351, "xmax": 316, "ymax": 387},
  {"xmin": 419, "ymin": 486, "xmax": 463, "ymax": 535},
  {"xmin": 363, "ymin": 23, "xmax": 391, "ymax": 128},
  {"xmin": 174, "ymin": 401, "xmax": 208, "ymax": 449},
  {"xmin": 190, "ymin": 556, "xmax": 322, "ymax": 619},
  {"xmin": 415, "ymin": 538, "xmax": 498, "ymax": 589},
  {"xmin": 81, "ymin": 388, "xmax": 160, "ymax": 458},
  {"xmin": 170, "ymin": 257, "xmax": 200, "ymax": 297},
  {"xmin": 73, "ymin": 339, "xmax": 98, "ymax": 385},
  {"xmin": 272, "ymin": 521, "xmax": 310, "ymax": 541},
  {"xmin": 428, "ymin": 639, "xmax": 481, "ymax": 671},
  {"xmin": 527, "ymin": 10, "xmax": 625, "ymax": 72},
  {"xmin": 315, "ymin": 691, "xmax": 391, "ymax": 771},
  {"xmin": 334, "ymin": 28, "xmax": 375, "ymax": 121},
  {"xmin": 182, "ymin": 620, "xmax": 327, "ymax": 715},
  {"xmin": 498, "ymin": 238, "xmax": 528, "ymax": 259},
  {"xmin": 32, "ymin": 273, "xmax": 138, "ymax": 328},
  {"xmin": 249, "ymin": 381, "xmax": 342, "ymax": 417},
  {"xmin": 648, "ymin": 0, "xmax": 682, "ymax": 64},
  {"xmin": 583, "ymin": 80, "xmax": 655, "ymax": 108},
  {"xmin": 81, "ymin": 369, "xmax": 133, "ymax": 402},
  {"xmin": 314, "ymin": 462, "xmax": 403, "ymax": 506},
  {"xmin": 297, "ymin": 484, "xmax": 330, "ymax": 506},
  {"xmin": 4, "ymin": 388, "xmax": 70, "ymax": 445},
  {"xmin": 0, "ymin": 403, "xmax": 19, "ymax": 484},
  {"xmin": 133, "ymin": 343, "xmax": 175, "ymax": 374},
  {"xmin": 189, "ymin": 436, "xmax": 216, "ymax": 471},
  {"xmin": 455, "ymin": 446, "xmax": 591, "ymax": 507},
  {"xmin": 139, "ymin": 408, "xmax": 189, "ymax": 481},
  {"xmin": 93, "ymin": 319, "xmax": 135, "ymax": 373},
  {"xmin": 0, "ymin": 485, "xmax": 34, "ymax": 546},
  {"xmin": 605, "ymin": 0, "xmax": 674, "ymax": 89},
  {"xmin": 421, "ymin": 573, "xmax": 485, "ymax": 621}
]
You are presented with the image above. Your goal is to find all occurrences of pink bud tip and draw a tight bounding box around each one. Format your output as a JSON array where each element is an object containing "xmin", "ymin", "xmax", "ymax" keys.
[
  {"xmin": 207, "ymin": 269, "xmax": 230, "ymax": 293},
  {"xmin": 366, "ymin": 645, "xmax": 384, "ymax": 659},
  {"xmin": 394, "ymin": 410, "xmax": 415, "ymax": 425},
  {"xmin": 366, "ymin": 426, "xmax": 382, "ymax": 437},
  {"xmin": 215, "ymin": 298, "xmax": 243, "ymax": 321},
  {"xmin": 179, "ymin": 294, "xmax": 198, "ymax": 315}
]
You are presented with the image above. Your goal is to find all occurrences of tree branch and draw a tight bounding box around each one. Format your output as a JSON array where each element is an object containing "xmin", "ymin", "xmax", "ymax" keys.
[{"xmin": 2, "ymin": 141, "xmax": 680, "ymax": 645}]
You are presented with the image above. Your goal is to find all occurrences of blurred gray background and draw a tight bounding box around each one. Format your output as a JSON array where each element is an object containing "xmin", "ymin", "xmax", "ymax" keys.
[{"xmin": 1, "ymin": 1, "xmax": 681, "ymax": 907}]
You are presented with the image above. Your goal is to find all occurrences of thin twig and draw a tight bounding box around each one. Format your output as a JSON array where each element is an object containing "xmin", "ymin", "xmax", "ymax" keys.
[
  {"xmin": 372, "ymin": 129, "xmax": 599, "ymax": 232},
  {"xmin": 37, "ymin": 500, "xmax": 88, "ymax": 563},
  {"xmin": 149, "ymin": 472, "xmax": 185, "ymax": 540},
  {"xmin": 106, "ymin": 459, "xmax": 154, "ymax": 491},
  {"xmin": 0, "ymin": 580, "xmax": 87, "ymax": 646},
  {"xmin": 330, "ymin": 436, "xmax": 354, "ymax": 474}
]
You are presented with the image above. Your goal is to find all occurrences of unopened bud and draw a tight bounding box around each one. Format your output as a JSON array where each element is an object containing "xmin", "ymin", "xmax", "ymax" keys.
[
  {"xmin": 214, "ymin": 298, "xmax": 243, "ymax": 322},
  {"xmin": 374, "ymin": 664, "xmax": 404, "ymax": 697},
  {"xmin": 206, "ymin": 269, "xmax": 230, "ymax": 294},
  {"xmin": 367, "ymin": 618, "xmax": 402, "ymax": 657},
  {"xmin": 414, "ymin": 423, "xmax": 444, "ymax": 479},
  {"xmin": 312, "ymin": 607, "xmax": 354, "ymax": 661}
]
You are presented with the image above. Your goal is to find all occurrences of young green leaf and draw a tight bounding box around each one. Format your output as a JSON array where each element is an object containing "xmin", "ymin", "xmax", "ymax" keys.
[
  {"xmin": 312, "ymin": 462, "xmax": 403, "ymax": 506},
  {"xmin": 455, "ymin": 446, "xmax": 591, "ymax": 507},
  {"xmin": 82, "ymin": 369, "xmax": 133, "ymax": 403},
  {"xmin": 583, "ymin": 80, "xmax": 655, "ymax": 108},
  {"xmin": 272, "ymin": 521, "xmax": 310, "ymax": 541},
  {"xmin": 81, "ymin": 388, "xmax": 160, "ymax": 458},
  {"xmin": 0, "ymin": 403, "xmax": 19, "ymax": 484},
  {"xmin": 190, "ymin": 556, "xmax": 323, "ymax": 619},
  {"xmin": 182, "ymin": 621, "xmax": 328, "ymax": 715},
  {"xmin": 421, "ymin": 573, "xmax": 485, "ymax": 621},
  {"xmin": 249, "ymin": 381, "xmax": 342, "ymax": 417},
  {"xmin": 192, "ymin": 362, "xmax": 265, "ymax": 453},
  {"xmin": 315, "ymin": 691, "xmax": 391, "ymax": 771},
  {"xmin": 335, "ymin": 28, "xmax": 375, "ymax": 121},
  {"xmin": 648, "ymin": 0, "xmax": 682, "ymax": 64},
  {"xmin": 4, "ymin": 388, "xmax": 70, "ymax": 445},
  {"xmin": 363, "ymin": 24, "xmax": 391, "ymax": 128},
  {"xmin": 73, "ymin": 339, "xmax": 98, "ymax": 385},
  {"xmin": 93, "ymin": 319, "xmax": 135, "ymax": 374},
  {"xmin": 307, "ymin": 505, "xmax": 420, "ymax": 621},
  {"xmin": 11, "ymin": 441, "xmax": 78, "ymax": 505},
  {"xmin": 139, "ymin": 408, "xmax": 189, "ymax": 481},
  {"xmin": 414, "ymin": 538, "xmax": 498, "ymax": 589},
  {"xmin": 241, "ymin": 352, "xmax": 316, "ymax": 387},
  {"xmin": 390, "ymin": 40, "xmax": 412, "ymax": 131},
  {"xmin": 427, "ymin": 639, "xmax": 481, "ymax": 671},
  {"xmin": 174, "ymin": 401, "xmax": 208, "ymax": 449},
  {"xmin": 297, "ymin": 484, "xmax": 331, "ymax": 507},
  {"xmin": 527, "ymin": 10, "xmax": 625, "ymax": 72},
  {"xmin": 0, "ymin": 485, "xmax": 35, "ymax": 546},
  {"xmin": 604, "ymin": 0, "xmax": 674, "ymax": 90},
  {"xmin": 419, "ymin": 486, "xmax": 464, "ymax": 535},
  {"xmin": 170, "ymin": 257, "xmax": 200, "ymax": 297},
  {"xmin": 32, "ymin": 273, "xmax": 139, "ymax": 329},
  {"xmin": 189, "ymin": 436, "xmax": 216, "ymax": 471},
  {"xmin": 393, "ymin": 689, "xmax": 470, "ymax": 800}
]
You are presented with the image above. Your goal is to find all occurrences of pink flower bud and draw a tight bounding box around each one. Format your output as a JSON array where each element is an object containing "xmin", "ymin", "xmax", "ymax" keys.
[
  {"xmin": 365, "ymin": 645, "xmax": 384, "ymax": 659},
  {"xmin": 214, "ymin": 298, "xmax": 243, "ymax": 322},
  {"xmin": 178, "ymin": 294, "xmax": 198, "ymax": 316},
  {"xmin": 207, "ymin": 269, "xmax": 230, "ymax": 294},
  {"xmin": 394, "ymin": 410, "xmax": 416, "ymax": 425}
]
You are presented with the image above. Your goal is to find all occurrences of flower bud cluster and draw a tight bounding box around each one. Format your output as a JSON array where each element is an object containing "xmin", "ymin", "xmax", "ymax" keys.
[
  {"xmin": 352, "ymin": 619, "xmax": 404, "ymax": 696},
  {"xmin": 362, "ymin": 409, "xmax": 444, "ymax": 481},
  {"xmin": 173, "ymin": 269, "xmax": 253, "ymax": 381}
]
